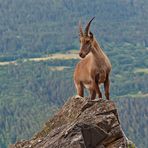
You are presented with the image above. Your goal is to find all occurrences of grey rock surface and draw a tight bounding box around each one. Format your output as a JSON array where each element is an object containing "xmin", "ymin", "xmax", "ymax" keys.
[{"xmin": 10, "ymin": 96, "xmax": 136, "ymax": 148}]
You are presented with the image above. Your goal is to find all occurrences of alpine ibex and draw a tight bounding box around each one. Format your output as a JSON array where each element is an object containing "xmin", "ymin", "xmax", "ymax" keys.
[{"xmin": 74, "ymin": 17, "xmax": 112, "ymax": 100}]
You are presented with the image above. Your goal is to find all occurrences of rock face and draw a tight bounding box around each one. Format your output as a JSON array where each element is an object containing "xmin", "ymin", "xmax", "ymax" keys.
[{"xmin": 10, "ymin": 96, "xmax": 136, "ymax": 148}]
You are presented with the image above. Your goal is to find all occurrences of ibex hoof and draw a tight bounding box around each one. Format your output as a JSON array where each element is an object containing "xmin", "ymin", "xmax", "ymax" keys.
[
  {"xmin": 89, "ymin": 98, "xmax": 102, "ymax": 102},
  {"xmin": 75, "ymin": 95, "xmax": 83, "ymax": 99}
]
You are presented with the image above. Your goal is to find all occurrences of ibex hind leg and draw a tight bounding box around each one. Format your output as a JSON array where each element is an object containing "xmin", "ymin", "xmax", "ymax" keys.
[
  {"xmin": 89, "ymin": 89, "xmax": 96, "ymax": 100},
  {"xmin": 97, "ymin": 86, "xmax": 102, "ymax": 99},
  {"xmin": 95, "ymin": 77, "xmax": 102, "ymax": 99},
  {"xmin": 104, "ymin": 76, "xmax": 110, "ymax": 100},
  {"xmin": 92, "ymin": 81, "xmax": 102, "ymax": 99}
]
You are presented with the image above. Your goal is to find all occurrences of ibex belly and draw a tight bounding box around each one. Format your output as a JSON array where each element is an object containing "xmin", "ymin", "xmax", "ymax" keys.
[{"xmin": 83, "ymin": 82, "xmax": 92, "ymax": 89}]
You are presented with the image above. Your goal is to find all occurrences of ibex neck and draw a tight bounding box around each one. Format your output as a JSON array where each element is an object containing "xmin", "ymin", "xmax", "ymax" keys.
[
  {"xmin": 93, "ymin": 38, "xmax": 101, "ymax": 50},
  {"xmin": 91, "ymin": 38, "xmax": 103, "ymax": 58}
]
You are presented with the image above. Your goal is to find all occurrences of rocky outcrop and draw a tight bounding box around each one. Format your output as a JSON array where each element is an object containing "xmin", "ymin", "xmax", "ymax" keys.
[{"xmin": 10, "ymin": 96, "xmax": 136, "ymax": 148}]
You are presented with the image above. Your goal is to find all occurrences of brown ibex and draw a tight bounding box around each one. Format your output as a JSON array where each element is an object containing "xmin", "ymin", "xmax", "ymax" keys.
[{"xmin": 74, "ymin": 17, "xmax": 112, "ymax": 100}]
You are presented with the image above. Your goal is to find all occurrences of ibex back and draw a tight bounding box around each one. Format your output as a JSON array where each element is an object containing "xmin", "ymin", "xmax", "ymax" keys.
[{"xmin": 74, "ymin": 17, "xmax": 112, "ymax": 100}]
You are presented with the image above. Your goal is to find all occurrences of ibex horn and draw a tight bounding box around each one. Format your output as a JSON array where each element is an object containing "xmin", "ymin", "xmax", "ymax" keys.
[
  {"xmin": 84, "ymin": 17, "xmax": 95, "ymax": 36},
  {"xmin": 79, "ymin": 20, "xmax": 83, "ymax": 37}
]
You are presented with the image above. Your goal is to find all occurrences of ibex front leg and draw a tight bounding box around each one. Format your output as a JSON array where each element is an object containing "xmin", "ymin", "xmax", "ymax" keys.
[
  {"xmin": 104, "ymin": 75, "xmax": 110, "ymax": 100},
  {"xmin": 75, "ymin": 81, "xmax": 84, "ymax": 97}
]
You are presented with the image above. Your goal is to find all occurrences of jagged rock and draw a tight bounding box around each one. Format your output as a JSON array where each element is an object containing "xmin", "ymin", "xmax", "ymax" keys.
[{"xmin": 10, "ymin": 96, "xmax": 136, "ymax": 148}]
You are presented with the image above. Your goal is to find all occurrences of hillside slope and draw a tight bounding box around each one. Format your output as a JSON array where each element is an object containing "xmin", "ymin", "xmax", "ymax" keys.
[
  {"xmin": 0, "ymin": 46, "xmax": 147, "ymax": 147},
  {"xmin": 0, "ymin": 0, "xmax": 148, "ymax": 57},
  {"xmin": 0, "ymin": 0, "xmax": 147, "ymax": 147}
]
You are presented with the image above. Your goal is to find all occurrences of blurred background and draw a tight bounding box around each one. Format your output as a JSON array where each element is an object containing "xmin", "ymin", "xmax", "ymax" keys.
[{"xmin": 0, "ymin": 0, "xmax": 147, "ymax": 147}]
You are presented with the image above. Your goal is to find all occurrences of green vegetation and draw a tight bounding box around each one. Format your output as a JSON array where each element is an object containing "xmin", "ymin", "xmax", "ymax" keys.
[
  {"xmin": 0, "ymin": 0, "xmax": 148, "ymax": 59},
  {"xmin": 0, "ymin": 0, "xmax": 147, "ymax": 148},
  {"xmin": 116, "ymin": 97, "xmax": 148, "ymax": 148}
]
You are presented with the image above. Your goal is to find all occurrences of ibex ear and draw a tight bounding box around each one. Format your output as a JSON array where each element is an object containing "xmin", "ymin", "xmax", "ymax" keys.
[{"xmin": 89, "ymin": 31, "xmax": 93, "ymax": 39}]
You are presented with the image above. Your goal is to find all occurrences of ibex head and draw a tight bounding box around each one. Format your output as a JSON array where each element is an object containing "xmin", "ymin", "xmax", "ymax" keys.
[{"xmin": 79, "ymin": 17, "xmax": 95, "ymax": 58}]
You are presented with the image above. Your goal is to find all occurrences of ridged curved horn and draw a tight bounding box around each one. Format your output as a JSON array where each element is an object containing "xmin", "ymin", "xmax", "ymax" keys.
[
  {"xmin": 84, "ymin": 17, "xmax": 95, "ymax": 36},
  {"xmin": 79, "ymin": 20, "xmax": 83, "ymax": 37}
]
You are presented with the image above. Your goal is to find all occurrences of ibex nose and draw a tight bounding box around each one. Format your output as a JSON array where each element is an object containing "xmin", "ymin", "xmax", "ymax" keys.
[{"xmin": 79, "ymin": 52, "xmax": 83, "ymax": 57}]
